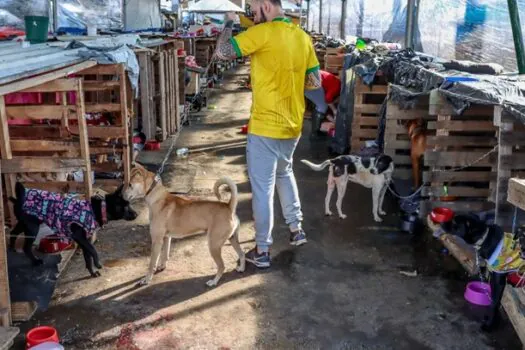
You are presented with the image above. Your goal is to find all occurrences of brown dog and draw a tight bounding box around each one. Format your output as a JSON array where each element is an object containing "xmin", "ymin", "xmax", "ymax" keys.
[
  {"xmin": 407, "ymin": 119, "xmax": 427, "ymax": 189},
  {"xmin": 123, "ymin": 163, "xmax": 245, "ymax": 287}
]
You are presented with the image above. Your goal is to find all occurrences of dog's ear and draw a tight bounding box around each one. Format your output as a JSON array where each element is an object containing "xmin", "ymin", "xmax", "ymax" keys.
[{"xmin": 132, "ymin": 162, "xmax": 145, "ymax": 170}]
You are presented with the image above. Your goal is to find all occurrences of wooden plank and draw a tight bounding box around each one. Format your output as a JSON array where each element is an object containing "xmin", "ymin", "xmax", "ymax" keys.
[
  {"xmin": 158, "ymin": 51, "xmax": 167, "ymax": 140},
  {"xmin": 391, "ymin": 155, "xmax": 412, "ymax": 165},
  {"xmin": 10, "ymin": 140, "xmax": 79, "ymax": 153},
  {"xmin": 352, "ymin": 129, "xmax": 378, "ymax": 139},
  {"xmin": 427, "ymin": 136, "xmax": 497, "ymax": 147},
  {"xmin": 0, "ymin": 162, "xmax": 11, "ymax": 327},
  {"xmin": 69, "ymin": 126, "xmax": 126, "ymax": 139},
  {"xmin": 83, "ymin": 81, "xmax": 121, "ymax": 91},
  {"xmin": 422, "ymin": 186, "xmax": 490, "ymax": 198},
  {"xmin": 508, "ymin": 178, "xmax": 525, "ymax": 211},
  {"xmin": 11, "ymin": 301, "xmax": 37, "ymax": 322},
  {"xmin": 423, "ymin": 171, "xmax": 493, "ymax": 183},
  {"xmin": 439, "ymin": 234, "xmax": 478, "ymax": 275},
  {"xmin": 5, "ymin": 105, "xmax": 70, "ymax": 120},
  {"xmin": 500, "ymin": 155, "xmax": 525, "ymax": 169},
  {"xmin": 502, "ymin": 288, "xmax": 525, "ymax": 348},
  {"xmin": 0, "ymin": 60, "xmax": 97, "ymax": 96},
  {"xmin": 495, "ymin": 106, "xmax": 513, "ymax": 226},
  {"xmin": 79, "ymin": 64, "xmax": 120, "ymax": 75},
  {"xmin": 0, "ymin": 96, "xmax": 16, "ymax": 226},
  {"xmin": 356, "ymin": 116, "xmax": 379, "ymax": 127},
  {"xmin": 173, "ymin": 53, "xmax": 181, "ymax": 133},
  {"xmin": 75, "ymin": 80, "xmax": 93, "ymax": 198},
  {"xmin": 500, "ymin": 130, "xmax": 525, "ymax": 146},
  {"xmin": 424, "ymin": 151, "xmax": 496, "ymax": 167},
  {"xmin": 0, "ymin": 327, "xmax": 19, "ymax": 349},
  {"xmin": 21, "ymin": 181, "xmax": 87, "ymax": 194},
  {"xmin": 1, "ymin": 158, "xmax": 86, "ymax": 173},
  {"xmin": 384, "ymin": 120, "xmax": 409, "ymax": 133},
  {"xmin": 427, "ymin": 120, "xmax": 496, "ymax": 132},
  {"xmin": 20, "ymin": 78, "xmax": 80, "ymax": 93},
  {"xmin": 84, "ymin": 103, "xmax": 121, "ymax": 113},
  {"xmin": 384, "ymin": 139, "xmax": 411, "ymax": 149},
  {"xmin": 118, "ymin": 65, "xmax": 131, "ymax": 186},
  {"xmin": 387, "ymin": 106, "xmax": 431, "ymax": 120},
  {"xmin": 9, "ymin": 125, "xmax": 62, "ymax": 139},
  {"xmin": 92, "ymin": 162, "xmax": 121, "ymax": 172}
]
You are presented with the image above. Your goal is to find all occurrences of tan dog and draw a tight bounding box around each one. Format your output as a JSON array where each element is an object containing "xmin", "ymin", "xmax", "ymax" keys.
[
  {"xmin": 407, "ymin": 119, "xmax": 427, "ymax": 189},
  {"xmin": 123, "ymin": 164, "xmax": 245, "ymax": 287}
]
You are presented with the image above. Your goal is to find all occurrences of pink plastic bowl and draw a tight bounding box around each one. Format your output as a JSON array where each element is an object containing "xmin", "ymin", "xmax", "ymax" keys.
[{"xmin": 464, "ymin": 281, "xmax": 492, "ymax": 306}]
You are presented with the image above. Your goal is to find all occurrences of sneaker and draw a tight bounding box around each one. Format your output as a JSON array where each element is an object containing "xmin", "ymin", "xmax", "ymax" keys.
[
  {"xmin": 245, "ymin": 247, "xmax": 271, "ymax": 268},
  {"xmin": 290, "ymin": 230, "xmax": 308, "ymax": 246}
]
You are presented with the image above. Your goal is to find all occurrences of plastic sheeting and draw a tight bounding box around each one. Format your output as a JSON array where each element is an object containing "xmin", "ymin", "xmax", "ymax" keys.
[
  {"xmin": 57, "ymin": 0, "xmax": 122, "ymax": 31},
  {"xmin": 0, "ymin": 0, "xmax": 49, "ymax": 28},
  {"xmin": 306, "ymin": 0, "xmax": 525, "ymax": 71}
]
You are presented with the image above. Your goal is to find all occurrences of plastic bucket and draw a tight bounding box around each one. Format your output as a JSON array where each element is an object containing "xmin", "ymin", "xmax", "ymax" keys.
[
  {"xmin": 24, "ymin": 16, "xmax": 49, "ymax": 44},
  {"xmin": 26, "ymin": 326, "xmax": 59, "ymax": 349}
]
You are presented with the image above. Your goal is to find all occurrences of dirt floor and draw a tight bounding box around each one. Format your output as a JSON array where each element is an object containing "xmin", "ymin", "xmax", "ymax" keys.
[{"xmin": 14, "ymin": 66, "xmax": 522, "ymax": 350}]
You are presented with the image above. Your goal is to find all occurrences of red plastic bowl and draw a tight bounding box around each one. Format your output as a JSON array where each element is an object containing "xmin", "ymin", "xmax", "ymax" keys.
[
  {"xmin": 26, "ymin": 326, "xmax": 59, "ymax": 349},
  {"xmin": 38, "ymin": 237, "xmax": 73, "ymax": 254},
  {"xmin": 144, "ymin": 140, "xmax": 161, "ymax": 151},
  {"xmin": 430, "ymin": 207, "xmax": 455, "ymax": 224},
  {"xmin": 508, "ymin": 272, "xmax": 525, "ymax": 288}
]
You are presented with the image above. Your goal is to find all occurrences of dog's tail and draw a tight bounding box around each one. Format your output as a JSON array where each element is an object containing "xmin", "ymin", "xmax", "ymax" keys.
[
  {"xmin": 300, "ymin": 159, "xmax": 331, "ymax": 171},
  {"xmin": 214, "ymin": 177, "xmax": 238, "ymax": 212}
]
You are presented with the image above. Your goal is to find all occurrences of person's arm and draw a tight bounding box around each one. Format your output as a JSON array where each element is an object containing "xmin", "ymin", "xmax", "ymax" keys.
[
  {"xmin": 216, "ymin": 20, "xmax": 238, "ymax": 61},
  {"xmin": 304, "ymin": 48, "xmax": 328, "ymax": 113},
  {"xmin": 216, "ymin": 13, "xmax": 268, "ymax": 61}
]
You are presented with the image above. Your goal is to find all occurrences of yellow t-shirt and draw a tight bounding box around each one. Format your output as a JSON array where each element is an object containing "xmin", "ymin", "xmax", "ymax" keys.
[{"xmin": 231, "ymin": 18, "xmax": 320, "ymax": 139}]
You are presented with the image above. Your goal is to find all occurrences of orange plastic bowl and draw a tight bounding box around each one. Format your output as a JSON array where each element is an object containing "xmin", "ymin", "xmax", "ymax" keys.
[{"xmin": 430, "ymin": 207, "xmax": 455, "ymax": 224}]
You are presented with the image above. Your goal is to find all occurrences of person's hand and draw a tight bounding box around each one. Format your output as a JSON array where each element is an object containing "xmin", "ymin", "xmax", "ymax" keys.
[{"xmin": 224, "ymin": 12, "xmax": 237, "ymax": 22}]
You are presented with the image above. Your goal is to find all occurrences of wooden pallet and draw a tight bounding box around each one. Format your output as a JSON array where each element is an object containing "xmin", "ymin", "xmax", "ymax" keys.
[
  {"xmin": 350, "ymin": 76, "xmax": 388, "ymax": 151},
  {"xmin": 421, "ymin": 90, "xmax": 497, "ymax": 214},
  {"xmin": 75, "ymin": 63, "xmax": 132, "ymax": 187},
  {"xmin": 0, "ymin": 327, "xmax": 18, "ymax": 350},
  {"xmin": 383, "ymin": 91, "xmax": 433, "ymax": 180}
]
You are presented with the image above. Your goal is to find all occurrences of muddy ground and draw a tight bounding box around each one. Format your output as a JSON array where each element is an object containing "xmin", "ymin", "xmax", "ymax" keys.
[{"xmin": 14, "ymin": 66, "xmax": 521, "ymax": 349}]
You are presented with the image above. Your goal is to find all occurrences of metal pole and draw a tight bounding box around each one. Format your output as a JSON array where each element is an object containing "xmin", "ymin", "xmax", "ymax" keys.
[
  {"xmin": 508, "ymin": 0, "xmax": 525, "ymax": 74},
  {"xmin": 405, "ymin": 0, "xmax": 416, "ymax": 49},
  {"xmin": 52, "ymin": 0, "xmax": 58, "ymax": 32},
  {"xmin": 306, "ymin": 0, "xmax": 310, "ymax": 30},
  {"xmin": 327, "ymin": 0, "xmax": 331, "ymax": 36},
  {"xmin": 340, "ymin": 0, "xmax": 346, "ymax": 39},
  {"xmin": 319, "ymin": 0, "xmax": 323, "ymax": 33}
]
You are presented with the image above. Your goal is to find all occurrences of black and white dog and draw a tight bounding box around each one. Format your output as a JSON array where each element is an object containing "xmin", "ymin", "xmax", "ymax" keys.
[
  {"xmin": 301, "ymin": 154, "xmax": 394, "ymax": 222},
  {"xmin": 9, "ymin": 182, "xmax": 137, "ymax": 278}
]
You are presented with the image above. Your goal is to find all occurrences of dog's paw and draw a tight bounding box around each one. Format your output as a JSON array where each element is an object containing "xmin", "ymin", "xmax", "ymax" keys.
[
  {"xmin": 206, "ymin": 279, "xmax": 218, "ymax": 287},
  {"xmin": 155, "ymin": 266, "xmax": 166, "ymax": 274},
  {"xmin": 325, "ymin": 211, "xmax": 333, "ymax": 216},
  {"xmin": 236, "ymin": 261, "xmax": 246, "ymax": 273},
  {"xmin": 379, "ymin": 210, "xmax": 387, "ymax": 216},
  {"xmin": 339, "ymin": 214, "xmax": 347, "ymax": 220},
  {"xmin": 137, "ymin": 277, "xmax": 151, "ymax": 287},
  {"xmin": 91, "ymin": 271, "xmax": 101, "ymax": 278},
  {"xmin": 374, "ymin": 217, "xmax": 383, "ymax": 223}
]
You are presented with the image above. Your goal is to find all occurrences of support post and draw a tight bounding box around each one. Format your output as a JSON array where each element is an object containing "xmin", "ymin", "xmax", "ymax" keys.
[
  {"xmin": 340, "ymin": 0, "xmax": 347, "ymax": 39},
  {"xmin": 405, "ymin": 0, "xmax": 416, "ymax": 49},
  {"xmin": 508, "ymin": 0, "xmax": 525, "ymax": 74},
  {"xmin": 306, "ymin": 0, "xmax": 310, "ymax": 30},
  {"xmin": 319, "ymin": 0, "xmax": 323, "ymax": 33}
]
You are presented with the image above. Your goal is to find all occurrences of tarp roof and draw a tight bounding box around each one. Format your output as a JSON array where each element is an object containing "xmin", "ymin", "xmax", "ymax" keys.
[{"xmin": 187, "ymin": 0, "xmax": 245, "ymax": 14}]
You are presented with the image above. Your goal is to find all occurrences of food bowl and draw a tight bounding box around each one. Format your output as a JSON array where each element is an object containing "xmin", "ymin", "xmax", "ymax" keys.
[
  {"xmin": 38, "ymin": 237, "xmax": 74, "ymax": 254},
  {"xmin": 26, "ymin": 326, "xmax": 59, "ymax": 349},
  {"xmin": 144, "ymin": 140, "xmax": 161, "ymax": 151},
  {"xmin": 464, "ymin": 281, "xmax": 492, "ymax": 306},
  {"xmin": 507, "ymin": 272, "xmax": 525, "ymax": 288},
  {"xmin": 430, "ymin": 207, "xmax": 455, "ymax": 224}
]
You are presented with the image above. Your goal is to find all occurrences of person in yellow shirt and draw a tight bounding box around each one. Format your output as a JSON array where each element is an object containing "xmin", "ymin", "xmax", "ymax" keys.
[{"xmin": 216, "ymin": 0, "xmax": 323, "ymax": 268}]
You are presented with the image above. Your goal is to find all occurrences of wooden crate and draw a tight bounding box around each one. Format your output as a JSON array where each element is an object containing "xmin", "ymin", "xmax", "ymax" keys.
[
  {"xmin": 0, "ymin": 77, "xmax": 93, "ymax": 202},
  {"xmin": 350, "ymin": 75, "xmax": 388, "ymax": 151},
  {"xmin": 383, "ymin": 90, "xmax": 433, "ymax": 180},
  {"xmin": 421, "ymin": 90, "xmax": 498, "ymax": 215},
  {"xmin": 75, "ymin": 64, "xmax": 132, "ymax": 188}
]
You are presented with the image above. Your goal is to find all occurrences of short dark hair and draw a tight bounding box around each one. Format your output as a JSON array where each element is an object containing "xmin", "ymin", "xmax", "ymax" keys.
[{"xmin": 255, "ymin": 0, "xmax": 282, "ymax": 6}]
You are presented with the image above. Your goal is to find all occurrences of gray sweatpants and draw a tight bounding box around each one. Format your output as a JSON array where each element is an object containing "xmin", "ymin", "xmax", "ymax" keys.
[{"xmin": 246, "ymin": 134, "xmax": 303, "ymax": 252}]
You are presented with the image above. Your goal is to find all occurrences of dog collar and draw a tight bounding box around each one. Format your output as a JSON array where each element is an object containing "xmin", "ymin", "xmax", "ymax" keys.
[{"xmin": 146, "ymin": 174, "xmax": 161, "ymax": 197}]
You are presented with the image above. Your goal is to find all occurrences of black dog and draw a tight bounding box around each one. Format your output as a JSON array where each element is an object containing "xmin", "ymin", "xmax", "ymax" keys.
[
  {"xmin": 451, "ymin": 214, "xmax": 525, "ymax": 331},
  {"xmin": 9, "ymin": 182, "xmax": 137, "ymax": 277}
]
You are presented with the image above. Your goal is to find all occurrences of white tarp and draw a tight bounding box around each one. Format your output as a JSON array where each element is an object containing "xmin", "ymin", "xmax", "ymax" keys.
[
  {"xmin": 124, "ymin": 0, "xmax": 161, "ymax": 30},
  {"xmin": 187, "ymin": 0, "xmax": 245, "ymax": 13}
]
